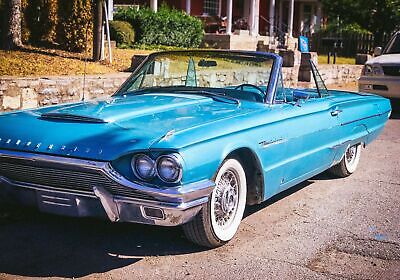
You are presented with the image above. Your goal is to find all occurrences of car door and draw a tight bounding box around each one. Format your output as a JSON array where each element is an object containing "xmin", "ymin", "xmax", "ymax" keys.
[
  {"xmin": 280, "ymin": 94, "xmax": 338, "ymax": 189},
  {"xmin": 271, "ymin": 69, "xmax": 340, "ymax": 192}
]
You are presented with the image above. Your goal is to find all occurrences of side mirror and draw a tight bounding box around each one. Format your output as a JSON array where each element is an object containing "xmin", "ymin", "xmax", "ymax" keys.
[{"xmin": 374, "ymin": 47, "xmax": 382, "ymax": 56}]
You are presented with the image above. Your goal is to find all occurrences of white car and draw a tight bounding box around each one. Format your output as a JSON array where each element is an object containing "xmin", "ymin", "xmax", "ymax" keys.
[{"xmin": 359, "ymin": 32, "xmax": 400, "ymax": 99}]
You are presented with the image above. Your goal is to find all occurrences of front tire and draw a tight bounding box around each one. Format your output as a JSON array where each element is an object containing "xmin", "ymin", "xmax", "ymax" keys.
[
  {"xmin": 329, "ymin": 144, "xmax": 361, "ymax": 177},
  {"xmin": 183, "ymin": 158, "xmax": 247, "ymax": 248}
]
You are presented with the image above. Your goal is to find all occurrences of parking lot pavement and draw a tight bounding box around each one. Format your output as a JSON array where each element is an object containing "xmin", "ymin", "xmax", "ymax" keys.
[{"xmin": 0, "ymin": 108, "xmax": 399, "ymax": 280}]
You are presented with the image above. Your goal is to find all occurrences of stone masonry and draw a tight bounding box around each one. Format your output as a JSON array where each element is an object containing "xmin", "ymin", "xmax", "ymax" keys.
[{"xmin": 0, "ymin": 65, "xmax": 362, "ymax": 112}]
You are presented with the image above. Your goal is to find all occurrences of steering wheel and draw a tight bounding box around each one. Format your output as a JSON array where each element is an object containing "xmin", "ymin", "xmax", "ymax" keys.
[{"xmin": 234, "ymin": 83, "xmax": 265, "ymax": 102}]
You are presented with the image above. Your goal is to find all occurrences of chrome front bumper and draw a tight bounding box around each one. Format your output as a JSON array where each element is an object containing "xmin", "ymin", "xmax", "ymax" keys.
[{"xmin": 0, "ymin": 150, "xmax": 214, "ymax": 226}]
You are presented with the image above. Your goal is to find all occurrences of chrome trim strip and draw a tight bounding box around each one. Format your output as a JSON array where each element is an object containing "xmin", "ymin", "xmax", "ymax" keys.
[
  {"xmin": 340, "ymin": 110, "xmax": 391, "ymax": 126},
  {"xmin": 42, "ymin": 201, "xmax": 72, "ymax": 207}
]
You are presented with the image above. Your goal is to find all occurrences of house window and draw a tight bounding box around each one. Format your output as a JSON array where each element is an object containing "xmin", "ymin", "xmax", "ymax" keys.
[{"xmin": 204, "ymin": 0, "xmax": 219, "ymax": 16}]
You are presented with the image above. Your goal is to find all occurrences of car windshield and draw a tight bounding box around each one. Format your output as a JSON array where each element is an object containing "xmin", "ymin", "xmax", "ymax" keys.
[
  {"xmin": 115, "ymin": 51, "xmax": 275, "ymax": 103},
  {"xmin": 384, "ymin": 33, "xmax": 400, "ymax": 54}
]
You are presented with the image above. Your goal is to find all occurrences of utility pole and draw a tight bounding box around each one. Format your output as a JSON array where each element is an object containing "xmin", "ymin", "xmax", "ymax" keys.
[{"xmin": 93, "ymin": 0, "xmax": 103, "ymax": 61}]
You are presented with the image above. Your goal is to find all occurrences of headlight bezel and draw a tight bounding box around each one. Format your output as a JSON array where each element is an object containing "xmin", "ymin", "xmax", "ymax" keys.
[
  {"xmin": 130, "ymin": 152, "xmax": 183, "ymax": 184},
  {"xmin": 156, "ymin": 154, "xmax": 183, "ymax": 183},
  {"xmin": 131, "ymin": 153, "xmax": 156, "ymax": 181}
]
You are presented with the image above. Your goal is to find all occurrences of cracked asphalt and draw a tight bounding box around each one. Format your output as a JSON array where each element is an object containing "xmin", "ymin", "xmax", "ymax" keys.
[{"xmin": 0, "ymin": 98, "xmax": 399, "ymax": 280}]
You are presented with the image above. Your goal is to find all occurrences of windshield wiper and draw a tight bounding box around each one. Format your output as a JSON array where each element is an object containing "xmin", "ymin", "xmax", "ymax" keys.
[
  {"xmin": 178, "ymin": 90, "xmax": 241, "ymax": 105},
  {"xmin": 121, "ymin": 87, "xmax": 241, "ymax": 105}
]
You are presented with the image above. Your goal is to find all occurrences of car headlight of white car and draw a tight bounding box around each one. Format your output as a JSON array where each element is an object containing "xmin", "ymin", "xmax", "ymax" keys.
[{"xmin": 363, "ymin": 64, "xmax": 384, "ymax": 76}]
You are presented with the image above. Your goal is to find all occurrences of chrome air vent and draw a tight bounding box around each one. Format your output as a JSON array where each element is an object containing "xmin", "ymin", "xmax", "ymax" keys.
[{"xmin": 40, "ymin": 113, "xmax": 106, "ymax": 123}]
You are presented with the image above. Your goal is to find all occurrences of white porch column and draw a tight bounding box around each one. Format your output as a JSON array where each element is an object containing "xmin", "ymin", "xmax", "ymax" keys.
[
  {"xmin": 185, "ymin": 0, "xmax": 191, "ymax": 14},
  {"xmin": 150, "ymin": 0, "xmax": 157, "ymax": 12},
  {"xmin": 269, "ymin": 0, "xmax": 275, "ymax": 36},
  {"xmin": 226, "ymin": 0, "xmax": 233, "ymax": 35},
  {"xmin": 249, "ymin": 0, "xmax": 259, "ymax": 36},
  {"xmin": 108, "ymin": 0, "xmax": 113, "ymax": 21},
  {"xmin": 288, "ymin": 0, "xmax": 295, "ymax": 37}
]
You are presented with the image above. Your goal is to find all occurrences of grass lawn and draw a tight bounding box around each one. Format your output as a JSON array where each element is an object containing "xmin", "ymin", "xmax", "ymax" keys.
[
  {"xmin": 318, "ymin": 55, "xmax": 356, "ymax": 65},
  {"xmin": 0, "ymin": 45, "xmax": 153, "ymax": 77}
]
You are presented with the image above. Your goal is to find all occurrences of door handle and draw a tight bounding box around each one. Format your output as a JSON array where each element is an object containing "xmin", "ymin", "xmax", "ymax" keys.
[{"xmin": 331, "ymin": 109, "xmax": 342, "ymax": 116}]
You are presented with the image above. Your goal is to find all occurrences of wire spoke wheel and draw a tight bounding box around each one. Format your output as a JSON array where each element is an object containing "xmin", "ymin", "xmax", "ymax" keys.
[{"xmin": 329, "ymin": 144, "xmax": 361, "ymax": 177}]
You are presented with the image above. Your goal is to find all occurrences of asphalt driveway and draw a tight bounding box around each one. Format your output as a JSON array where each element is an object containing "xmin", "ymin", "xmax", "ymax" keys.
[{"xmin": 0, "ymin": 102, "xmax": 399, "ymax": 280}]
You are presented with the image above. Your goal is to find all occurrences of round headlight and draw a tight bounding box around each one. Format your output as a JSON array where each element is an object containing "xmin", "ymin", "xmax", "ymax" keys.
[
  {"xmin": 156, "ymin": 154, "xmax": 182, "ymax": 183},
  {"xmin": 131, "ymin": 154, "xmax": 156, "ymax": 180}
]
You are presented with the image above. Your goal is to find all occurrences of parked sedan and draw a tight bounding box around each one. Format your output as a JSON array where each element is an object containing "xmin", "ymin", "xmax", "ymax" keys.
[
  {"xmin": 359, "ymin": 31, "xmax": 400, "ymax": 98},
  {"xmin": 0, "ymin": 50, "xmax": 391, "ymax": 247}
]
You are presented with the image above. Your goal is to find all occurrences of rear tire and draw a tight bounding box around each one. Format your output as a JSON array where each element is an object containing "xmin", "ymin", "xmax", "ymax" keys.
[
  {"xmin": 329, "ymin": 144, "xmax": 361, "ymax": 178},
  {"xmin": 183, "ymin": 158, "xmax": 247, "ymax": 248}
]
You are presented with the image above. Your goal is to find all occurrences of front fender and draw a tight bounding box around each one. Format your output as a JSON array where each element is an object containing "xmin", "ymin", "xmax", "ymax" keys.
[{"xmin": 179, "ymin": 136, "xmax": 260, "ymax": 185}]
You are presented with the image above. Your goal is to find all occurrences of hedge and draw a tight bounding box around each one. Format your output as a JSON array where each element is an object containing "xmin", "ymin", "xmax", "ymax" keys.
[
  {"xmin": 109, "ymin": 20, "xmax": 135, "ymax": 48},
  {"xmin": 115, "ymin": 5, "xmax": 203, "ymax": 48}
]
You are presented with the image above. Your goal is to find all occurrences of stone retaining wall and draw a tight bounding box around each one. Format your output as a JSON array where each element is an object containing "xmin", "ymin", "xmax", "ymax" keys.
[{"xmin": 0, "ymin": 65, "xmax": 362, "ymax": 112}]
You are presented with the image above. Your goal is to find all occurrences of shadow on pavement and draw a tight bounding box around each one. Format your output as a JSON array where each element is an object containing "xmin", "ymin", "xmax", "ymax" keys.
[
  {"xmin": 0, "ymin": 179, "xmax": 318, "ymax": 278},
  {"xmin": 0, "ymin": 204, "xmax": 201, "ymax": 278}
]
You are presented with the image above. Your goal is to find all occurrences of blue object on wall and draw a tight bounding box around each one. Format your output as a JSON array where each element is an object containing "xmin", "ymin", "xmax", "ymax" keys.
[{"xmin": 299, "ymin": 36, "xmax": 309, "ymax": 52}]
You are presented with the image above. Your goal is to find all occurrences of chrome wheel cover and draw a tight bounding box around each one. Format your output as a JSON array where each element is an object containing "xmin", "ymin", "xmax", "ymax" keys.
[
  {"xmin": 345, "ymin": 145, "xmax": 357, "ymax": 166},
  {"xmin": 213, "ymin": 169, "xmax": 239, "ymax": 228}
]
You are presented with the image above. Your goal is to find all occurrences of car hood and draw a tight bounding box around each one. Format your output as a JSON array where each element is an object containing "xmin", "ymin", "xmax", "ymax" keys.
[
  {"xmin": 366, "ymin": 53, "xmax": 400, "ymax": 65},
  {"xmin": 0, "ymin": 93, "xmax": 259, "ymax": 161}
]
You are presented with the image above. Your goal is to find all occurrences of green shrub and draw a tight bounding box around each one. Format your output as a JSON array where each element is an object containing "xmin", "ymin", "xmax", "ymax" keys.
[
  {"xmin": 109, "ymin": 20, "xmax": 135, "ymax": 47},
  {"xmin": 115, "ymin": 4, "xmax": 203, "ymax": 48}
]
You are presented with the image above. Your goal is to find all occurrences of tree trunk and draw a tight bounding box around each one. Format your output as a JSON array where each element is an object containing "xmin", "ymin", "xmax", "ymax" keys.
[
  {"xmin": 3, "ymin": 0, "xmax": 23, "ymax": 50},
  {"xmin": 92, "ymin": 0, "xmax": 103, "ymax": 61}
]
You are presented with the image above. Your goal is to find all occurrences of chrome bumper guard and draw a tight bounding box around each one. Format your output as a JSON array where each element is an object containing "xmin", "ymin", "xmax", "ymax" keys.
[{"xmin": 0, "ymin": 150, "xmax": 214, "ymax": 226}]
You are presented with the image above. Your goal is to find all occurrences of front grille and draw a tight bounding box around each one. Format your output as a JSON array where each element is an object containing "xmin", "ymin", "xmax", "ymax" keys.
[
  {"xmin": 0, "ymin": 157, "xmax": 155, "ymax": 200},
  {"xmin": 382, "ymin": 66, "xmax": 400, "ymax": 76}
]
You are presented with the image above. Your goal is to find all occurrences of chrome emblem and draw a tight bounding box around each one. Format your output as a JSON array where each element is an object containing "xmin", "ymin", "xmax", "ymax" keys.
[{"xmin": 47, "ymin": 144, "xmax": 54, "ymax": 150}]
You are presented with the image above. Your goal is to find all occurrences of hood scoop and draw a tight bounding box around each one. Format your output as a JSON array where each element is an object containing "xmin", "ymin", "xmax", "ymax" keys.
[{"xmin": 40, "ymin": 112, "xmax": 107, "ymax": 123}]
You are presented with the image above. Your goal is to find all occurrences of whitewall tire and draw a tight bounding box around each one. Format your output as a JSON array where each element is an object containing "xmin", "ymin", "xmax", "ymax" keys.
[
  {"xmin": 330, "ymin": 144, "xmax": 361, "ymax": 177},
  {"xmin": 183, "ymin": 158, "xmax": 247, "ymax": 247}
]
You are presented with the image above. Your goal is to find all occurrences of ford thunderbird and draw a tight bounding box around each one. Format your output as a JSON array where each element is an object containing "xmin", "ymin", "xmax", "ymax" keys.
[{"xmin": 0, "ymin": 50, "xmax": 391, "ymax": 247}]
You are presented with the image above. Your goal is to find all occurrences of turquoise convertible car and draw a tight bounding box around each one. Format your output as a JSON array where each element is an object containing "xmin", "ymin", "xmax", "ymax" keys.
[{"xmin": 0, "ymin": 51, "xmax": 391, "ymax": 247}]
